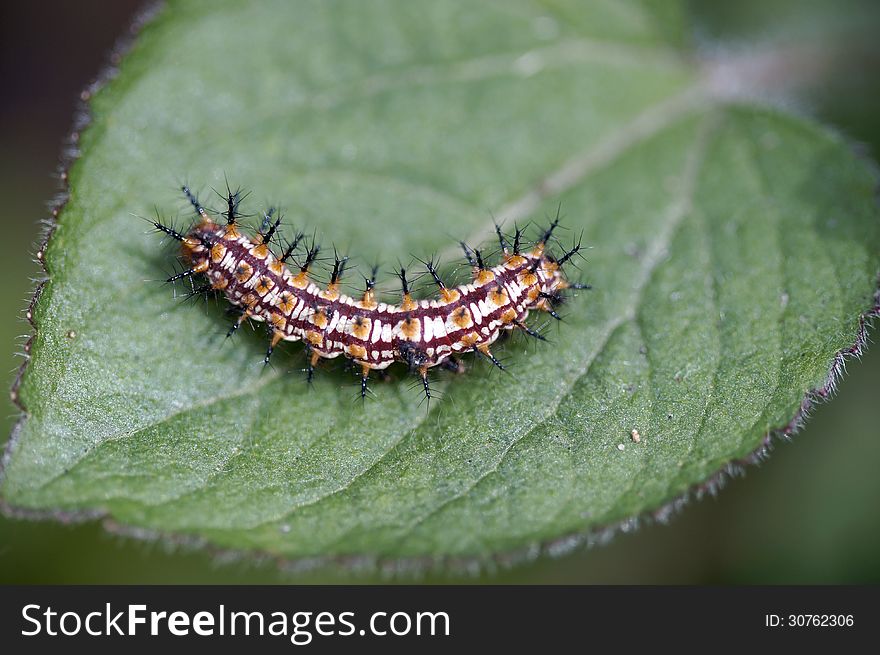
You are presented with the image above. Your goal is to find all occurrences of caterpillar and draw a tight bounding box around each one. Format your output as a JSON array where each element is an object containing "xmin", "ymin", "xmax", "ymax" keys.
[{"xmin": 150, "ymin": 185, "xmax": 588, "ymax": 400}]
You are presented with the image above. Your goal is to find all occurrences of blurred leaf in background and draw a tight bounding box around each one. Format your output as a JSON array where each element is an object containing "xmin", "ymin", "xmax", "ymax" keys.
[{"xmin": 0, "ymin": 0, "xmax": 878, "ymax": 582}]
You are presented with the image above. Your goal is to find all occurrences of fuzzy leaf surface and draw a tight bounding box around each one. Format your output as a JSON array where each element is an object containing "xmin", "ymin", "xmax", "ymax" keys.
[{"xmin": 3, "ymin": 0, "xmax": 879, "ymax": 563}]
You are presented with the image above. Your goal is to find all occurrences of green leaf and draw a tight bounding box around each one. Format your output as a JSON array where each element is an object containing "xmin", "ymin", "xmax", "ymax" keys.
[{"xmin": 2, "ymin": 0, "xmax": 879, "ymax": 565}]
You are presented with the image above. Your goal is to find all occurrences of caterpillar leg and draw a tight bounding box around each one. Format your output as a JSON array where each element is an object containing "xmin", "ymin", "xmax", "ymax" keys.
[{"xmin": 440, "ymin": 356, "xmax": 465, "ymax": 374}]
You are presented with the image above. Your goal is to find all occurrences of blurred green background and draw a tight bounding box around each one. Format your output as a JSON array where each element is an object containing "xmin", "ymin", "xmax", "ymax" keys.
[{"xmin": 1, "ymin": 1, "xmax": 878, "ymax": 583}]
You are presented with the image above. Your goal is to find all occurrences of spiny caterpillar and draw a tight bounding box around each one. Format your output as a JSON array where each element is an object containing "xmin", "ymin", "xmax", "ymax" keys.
[{"xmin": 150, "ymin": 184, "xmax": 588, "ymax": 401}]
